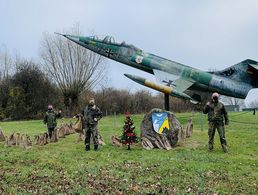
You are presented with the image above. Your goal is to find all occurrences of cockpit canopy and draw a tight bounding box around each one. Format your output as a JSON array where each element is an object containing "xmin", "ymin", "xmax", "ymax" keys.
[
  {"xmin": 89, "ymin": 35, "xmax": 141, "ymax": 51},
  {"xmin": 89, "ymin": 35, "xmax": 117, "ymax": 44},
  {"xmin": 103, "ymin": 36, "xmax": 115, "ymax": 44}
]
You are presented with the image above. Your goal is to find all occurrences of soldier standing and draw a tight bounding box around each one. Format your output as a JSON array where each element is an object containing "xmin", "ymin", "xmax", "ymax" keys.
[
  {"xmin": 82, "ymin": 98, "xmax": 102, "ymax": 151},
  {"xmin": 43, "ymin": 105, "xmax": 61, "ymax": 139},
  {"xmin": 203, "ymin": 93, "xmax": 229, "ymax": 153}
]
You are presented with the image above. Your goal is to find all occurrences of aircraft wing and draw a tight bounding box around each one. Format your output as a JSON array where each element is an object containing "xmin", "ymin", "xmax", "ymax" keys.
[
  {"xmin": 153, "ymin": 69, "xmax": 195, "ymax": 93},
  {"xmin": 172, "ymin": 78, "xmax": 195, "ymax": 93}
]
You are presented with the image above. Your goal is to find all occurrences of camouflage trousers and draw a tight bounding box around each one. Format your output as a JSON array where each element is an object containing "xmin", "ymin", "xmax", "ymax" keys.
[
  {"xmin": 85, "ymin": 124, "xmax": 98, "ymax": 146},
  {"xmin": 208, "ymin": 121, "xmax": 227, "ymax": 150},
  {"xmin": 48, "ymin": 127, "xmax": 55, "ymax": 139}
]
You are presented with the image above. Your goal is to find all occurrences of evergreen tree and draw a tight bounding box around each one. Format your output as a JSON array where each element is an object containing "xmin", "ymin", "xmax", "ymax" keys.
[{"xmin": 120, "ymin": 115, "xmax": 138, "ymax": 150}]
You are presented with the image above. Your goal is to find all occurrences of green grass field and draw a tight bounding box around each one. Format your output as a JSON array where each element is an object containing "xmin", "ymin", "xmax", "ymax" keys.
[{"xmin": 0, "ymin": 112, "xmax": 257, "ymax": 194}]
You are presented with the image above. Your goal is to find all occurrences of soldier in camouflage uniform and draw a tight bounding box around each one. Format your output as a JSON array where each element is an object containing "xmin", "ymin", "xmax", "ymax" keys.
[
  {"xmin": 203, "ymin": 93, "xmax": 229, "ymax": 153},
  {"xmin": 44, "ymin": 105, "xmax": 61, "ymax": 139},
  {"xmin": 82, "ymin": 98, "xmax": 102, "ymax": 151}
]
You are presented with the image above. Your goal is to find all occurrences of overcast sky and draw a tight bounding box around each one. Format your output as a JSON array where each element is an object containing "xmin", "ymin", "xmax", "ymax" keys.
[{"xmin": 1, "ymin": 0, "xmax": 258, "ymax": 104}]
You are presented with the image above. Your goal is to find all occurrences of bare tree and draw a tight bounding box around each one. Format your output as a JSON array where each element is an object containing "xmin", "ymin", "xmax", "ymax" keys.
[
  {"xmin": 221, "ymin": 96, "xmax": 245, "ymax": 107},
  {"xmin": 40, "ymin": 26, "xmax": 106, "ymax": 113},
  {"xmin": 0, "ymin": 46, "xmax": 13, "ymax": 80}
]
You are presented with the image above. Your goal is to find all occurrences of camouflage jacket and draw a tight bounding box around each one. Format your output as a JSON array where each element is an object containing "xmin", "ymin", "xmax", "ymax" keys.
[
  {"xmin": 203, "ymin": 101, "xmax": 229, "ymax": 124},
  {"xmin": 44, "ymin": 110, "xmax": 61, "ymax": 128},
  {"xmin": 82, "ymin": 105, "xmax": 102, "ymax": 125}
]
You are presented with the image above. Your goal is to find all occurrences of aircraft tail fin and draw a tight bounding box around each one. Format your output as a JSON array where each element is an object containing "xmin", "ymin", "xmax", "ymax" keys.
[{"xmin": 210, "ymin": 59, "xmax": 258, "ymax": 87}]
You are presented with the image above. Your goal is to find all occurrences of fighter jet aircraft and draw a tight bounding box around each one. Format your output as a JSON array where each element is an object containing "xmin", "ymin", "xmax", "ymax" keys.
[{"xmin": 57, "ymin": 33, "xmax": 258, "ymax": 103}]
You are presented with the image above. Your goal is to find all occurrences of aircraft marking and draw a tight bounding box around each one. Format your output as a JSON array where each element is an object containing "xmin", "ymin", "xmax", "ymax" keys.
[
  {"xmin": 135, "ymin": 55, "xmax": 144, "ymax": 64},
  {"xmin": 105, "ymin": 48, "xmax": 114, "ymax": 57}
]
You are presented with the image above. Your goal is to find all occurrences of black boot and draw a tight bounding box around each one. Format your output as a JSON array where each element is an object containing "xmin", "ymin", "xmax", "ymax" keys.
[
  {"xmin": 85, "ymin": 145, "xmax": 90, "ymax": 151},
  {"xmin": 209, "ymin": 143, "xmax": 213, "ymax": 151},
  {"xmin": 94, "ymin": 145, "xmax": 98, "ymax": 151},
  {"xmin": 222, "ymin": 144, "xmax": 228, "ymax": 153}
]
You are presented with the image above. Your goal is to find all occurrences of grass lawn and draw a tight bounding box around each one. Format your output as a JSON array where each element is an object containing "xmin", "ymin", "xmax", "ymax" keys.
[{"xmin": 0, "ymin": 111, "xmax": 257, "ymax": 194}]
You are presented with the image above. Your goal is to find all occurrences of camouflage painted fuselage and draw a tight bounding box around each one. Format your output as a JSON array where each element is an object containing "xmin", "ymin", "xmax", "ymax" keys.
[{"xmin": 60, "ymin": 34, "xmax": 258, "ymax": 101}]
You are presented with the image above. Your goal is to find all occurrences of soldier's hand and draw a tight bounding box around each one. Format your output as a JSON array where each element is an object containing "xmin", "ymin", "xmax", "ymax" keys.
[
  {"xmin": 206, "ymin": 102, "xmax": 210, "ymax": 106},
  {"xmin": 94, "ymin": 118, "xmax": 97, "ymax": 122}
]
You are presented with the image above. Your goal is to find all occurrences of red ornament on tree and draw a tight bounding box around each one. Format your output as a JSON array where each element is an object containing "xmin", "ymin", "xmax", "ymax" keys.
[{"xmin": 120, "ymin": 115, "xmax": 138, "ymax": 150}]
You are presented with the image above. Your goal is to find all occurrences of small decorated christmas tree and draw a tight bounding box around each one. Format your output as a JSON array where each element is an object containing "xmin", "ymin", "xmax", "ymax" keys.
[{"xmin": 120, "ymin": 114, "xmax": 138, "ymax": 150}]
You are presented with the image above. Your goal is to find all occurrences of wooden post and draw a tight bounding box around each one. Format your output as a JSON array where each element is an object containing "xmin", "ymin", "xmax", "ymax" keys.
[
  {"xmin": 114, "ymin": 112, "xmax": 116, "ymax": 128},
  {"xmin": 200, "ymin": 112, "xmax": 203, "ymax": 131}
]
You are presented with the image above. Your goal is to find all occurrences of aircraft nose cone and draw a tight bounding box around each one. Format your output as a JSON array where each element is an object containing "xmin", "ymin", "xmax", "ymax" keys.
[
  {"xmin": 65, "ymin": 35, "xmax": 80, "ymax": 42},
  {"xmin": 55, "ymin": 32, "xmax": 82, "ymax": 43}
]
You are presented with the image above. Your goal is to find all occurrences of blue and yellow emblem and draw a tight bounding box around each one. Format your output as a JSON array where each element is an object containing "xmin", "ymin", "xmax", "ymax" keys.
[{"xmin": 152, "ymin": 112, "xmax": 170, "ymax": 134}]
